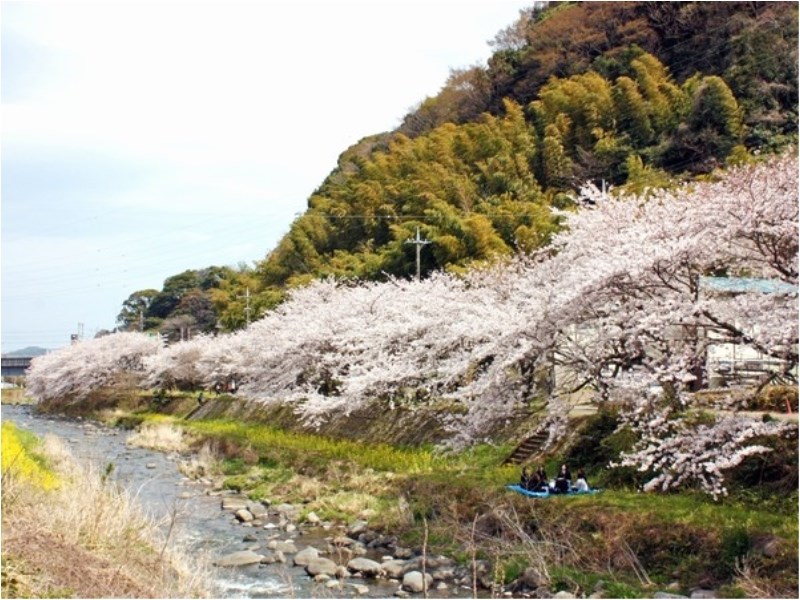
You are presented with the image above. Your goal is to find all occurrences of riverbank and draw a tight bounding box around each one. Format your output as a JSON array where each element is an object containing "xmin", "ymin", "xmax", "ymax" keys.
[
  {"xmin": 1, "ymin": 419, "xmax": 211, "ymax": 598},
  {"xmin": 12, "ymin": 391, "xmax": 800, "ymax": 598}
]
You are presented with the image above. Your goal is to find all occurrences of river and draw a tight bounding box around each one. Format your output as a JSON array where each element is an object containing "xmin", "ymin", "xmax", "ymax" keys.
[{"xmin": 0, "ymin": 404, "xmax": 413, "ymax": 599}]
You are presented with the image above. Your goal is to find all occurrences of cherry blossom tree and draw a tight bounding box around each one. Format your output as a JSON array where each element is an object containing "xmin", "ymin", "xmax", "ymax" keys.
[
  {"xmin": 27, "ymin": 332, "xmax": 161, "ymax": 404},
  {"xmin": 26, "ymin": 154, "xmax": 797, "ymax": 497},
  {"xmin": 143, "ymin": 334, "xmax": 212, "ymax": 391}
]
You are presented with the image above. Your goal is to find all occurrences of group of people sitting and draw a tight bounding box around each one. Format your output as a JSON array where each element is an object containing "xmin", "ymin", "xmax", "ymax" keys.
[{"xmin": 520, "ymin": 464, "xmax": 589, "ymax": 494}]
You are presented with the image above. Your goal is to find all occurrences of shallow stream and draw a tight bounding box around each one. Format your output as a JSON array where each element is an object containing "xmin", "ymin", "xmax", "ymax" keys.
[{"xmin": 1, "ymin": 404, "xmax": 416, "ymax": 599}]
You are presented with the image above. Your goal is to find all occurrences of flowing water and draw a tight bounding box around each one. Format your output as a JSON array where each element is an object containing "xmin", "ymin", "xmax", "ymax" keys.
[{"xmin": 0, "ymin": 404, "xmax": 411, "ymax": 599}]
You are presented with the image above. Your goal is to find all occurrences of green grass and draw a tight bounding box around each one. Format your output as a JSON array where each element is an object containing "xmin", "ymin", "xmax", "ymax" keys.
[
  {"xmin": 117, "ymin": 408, "xmax": 797, "ymax": 594},
  {"xmin": 577, "ymin": 489, "xmax": 798, "ymax": 538},
  {"xmin": 169, "ymin": 416, "xmax": 446, "ymax": 474},
  {"xmin": 133, "ymin": 412, "xmax": 797, "ymax": 540}
]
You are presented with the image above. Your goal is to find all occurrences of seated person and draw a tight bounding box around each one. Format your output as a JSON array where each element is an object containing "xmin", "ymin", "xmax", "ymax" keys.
[
  {"xmin": 520, "ymin": 467, "xmax": 534, "ymax": 490},
  {"xmin": 530, "ymin": 472, "xmax": 546, "ymax": 491},
  {"xmin": 554, "ymin": 463, "xmax": 571, "ymax": 493},
  {"xmin": 573, "ymin": 469, "xmax": 589, "ymax": 492}
]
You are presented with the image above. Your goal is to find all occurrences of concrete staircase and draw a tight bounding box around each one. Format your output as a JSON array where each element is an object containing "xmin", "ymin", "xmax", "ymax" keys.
[{"xmin": 503, "ymin": 429, "xmax": 550, "ymax": 465}]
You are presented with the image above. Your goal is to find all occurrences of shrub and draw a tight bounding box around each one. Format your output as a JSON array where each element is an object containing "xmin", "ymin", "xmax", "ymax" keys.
[{"xmin": 1, "ymin": 422, "xmax": 58, "ymax": 491}]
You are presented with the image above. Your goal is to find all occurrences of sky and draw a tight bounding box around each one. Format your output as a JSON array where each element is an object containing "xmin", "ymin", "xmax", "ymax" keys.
[{"xmin": 1, "ymin": 0, "xmax": 532, "ymax": 353}]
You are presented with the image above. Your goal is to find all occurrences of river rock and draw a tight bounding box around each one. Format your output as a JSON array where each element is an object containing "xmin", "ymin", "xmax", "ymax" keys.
[
  {"xmin": 274, "ymin": 503, "xmax": 297, "ymax": 518},
  {"xmin": 436, "ymin": 582, "xmax": 448, "ymax": 591},
  {"xmin": 654, "ymin": 593, "xmax": 689, "ymax": 599},
  {"xmin": 247, "ymin": 502, "xmax": 269, "ymax": 519},
  {"xmin": 432, "ymin": 567, "xmax": 454, "ymax": 581},
  {"xmin": 326, "ymin": 580, "xmax": 343, "ymax": 590},
  {"xmin": 554, "ymin": 592, "xmax": 576, "ymax": 599},
  {"xmin": 214, "ymin": 550, "xmax": 263, "ymax": 567},
  {"xmin": 221, "ymin": 496, "xmax": 249, "ymax": 511},
  {"xmin": 520, "ymin": 567, "xmax": 547, "ymax": 589},
  {"xmin": 350, "ymin": 583, "xmax": 370, "ymax": 595},
  {"xmin": 347, "ymin": 558, "xmax": 383, "ymax": 577},
  {"xmin": 305, "ymin": 511, "xmax": 321, "ymax": 525},
  {"xmin": 754, "ymin": 535, "xmax": 781, "ymax": 558},
  {"xmin": 314, "ymin": 574, "xmax": 331, "ymax": 583},
  {"xmin": 306, "ymin": 557, "xmax": 338, "ymax": 577},
  {"xmin": 394, "ymin": 546, "xmax": 414, "ymax": 559},
  {"xmin": 347, "ymin": 519, "xmax": 369, "ymax": 537},
  {"xmin": 336, "ymin": 565, "xmax": 351, "ymax": 579},
  {"xmin": 381, "ymin": 559, "xmax": 407, "ymax": 578},
  {"xmin": 690, "ymin": 590, "xmax": 717, "ymax": 599},
  {"xmin": 332, "ymin": 535, "xmax": 357, "ymax": 547},
  {"xmin": 235, "ymin": 509, "xmax": 254, "ymax": 522},
  {"xmin": 394, "ymin": 590, "xmax": 410, "ymax": 598},
  {"xmin": 402, "ymin": 571, "xmax": 433, "ymax": 593},
  {"xmin": 293, "ymin": 546, "xmax": 320, "ymax": 567},
  {"xmin": 275, "ymin": 550, "xmax": 286, "ymax": 564},
  {"xmin": 268, "ymin": 540, "xmax": 298, "ymax": 554},
  {"xmin": 351, "ymin": 542, "xmax": 368, "ymax": 556},
  {"xmin": 285, "ymin": 523, "xmax": 297, "ymax": 533}
]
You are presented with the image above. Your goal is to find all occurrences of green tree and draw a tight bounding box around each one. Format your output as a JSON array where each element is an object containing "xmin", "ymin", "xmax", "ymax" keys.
[{"xmin": 116, "ymin": 289, "xmax": 159, "ymax": 331}]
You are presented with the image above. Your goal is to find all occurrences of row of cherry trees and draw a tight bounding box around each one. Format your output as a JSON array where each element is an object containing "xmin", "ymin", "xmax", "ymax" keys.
[{"xmin": 27, "ymin": 156, "xmax": 798, "ymax": 496}]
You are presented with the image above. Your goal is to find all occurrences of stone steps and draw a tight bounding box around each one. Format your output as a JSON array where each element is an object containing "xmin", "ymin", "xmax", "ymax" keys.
[{"xmin": 503, "ymin": 430, "xmax": 549, "ymax": 465}]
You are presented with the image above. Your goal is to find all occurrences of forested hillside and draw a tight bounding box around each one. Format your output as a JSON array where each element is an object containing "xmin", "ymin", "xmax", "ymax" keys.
[{"xmin": 115, "ymin": 0, "xmax": 797, "ymax": 336}]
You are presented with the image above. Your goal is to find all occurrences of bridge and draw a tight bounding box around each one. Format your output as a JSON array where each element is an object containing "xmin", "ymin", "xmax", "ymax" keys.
[{"xmin": 1, "ymin": 356, "xmax": 33, "ymax": 377}]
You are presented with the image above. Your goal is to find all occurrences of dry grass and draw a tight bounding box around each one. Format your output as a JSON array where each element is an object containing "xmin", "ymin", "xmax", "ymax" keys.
[
  {"xmin": 732, "ymin": 556, "xmax": 793, "ymax": 599},
  {"xmin": 2, "ymin": 431, "xmax": 212, "ymax": 598},
  {"xmin": 177, "ymin": 440, "xmax": 219, "ymax": 479},
  {"xmin": 126, "ymin": 421, "xmax": 188, "ymax": 453}
]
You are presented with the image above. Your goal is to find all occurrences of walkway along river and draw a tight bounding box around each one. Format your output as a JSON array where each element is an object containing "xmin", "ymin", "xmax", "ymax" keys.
[{"xmin": 1, "ymin": 404, "xmax": 440, "ymax": 599}]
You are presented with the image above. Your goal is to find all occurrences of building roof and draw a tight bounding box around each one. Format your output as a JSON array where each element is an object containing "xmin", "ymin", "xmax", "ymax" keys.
[{"xmin": 699, "ymin": 276, "xmax": 797, "ymax": 294}]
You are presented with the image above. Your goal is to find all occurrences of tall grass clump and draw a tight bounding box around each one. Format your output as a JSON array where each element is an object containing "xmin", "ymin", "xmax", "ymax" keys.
[
  {"xmin": 126, "ymin": 421, "xmax": 188, "ymax": 453},
  {"xmin": 1, "ymin": 422, "xmax": 212, "ymax": 598}
]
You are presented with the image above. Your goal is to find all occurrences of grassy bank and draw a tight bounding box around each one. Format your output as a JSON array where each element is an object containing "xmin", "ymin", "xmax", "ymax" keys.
[
  {"xmin": 1, "ymin": 420, "xmax": 211, "ymax": 598},
  {"xmin": 116, "ymin": 400, "xmax": 798, "ymax": 598},
  {"xmin": 19, "ymin": 390, "xmax": 800, "ymax": 598}
]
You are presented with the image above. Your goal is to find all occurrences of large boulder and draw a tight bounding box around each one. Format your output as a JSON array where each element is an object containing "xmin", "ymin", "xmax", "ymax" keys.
[
  {"xmin": 381, "ymin": 559, "xmax": 407, "ymax": 579},
  {"xmin": 214, "ymin": 550, "xmax": 263, "ymax": 567},
  {"xmin": 247, "ymin": 502, "xmax": 269, "ymax": 519},
  {"xmin": 293, "ymin": 546, "xmax": 320, "ymax": 567},
  {"xmin": 347, "ymin": 558, "xmax": 383, "ymax": 577},
  {"xmin": 402, "ymin": 571, "xmax": 433, "ymax": 593},
  {"xmin": 347, "ymin": 520, "xmax": 369, "ymax": 537},
  {"xmin": 306, "ymin": 558, "xmax": 339, "ymax": 578}
]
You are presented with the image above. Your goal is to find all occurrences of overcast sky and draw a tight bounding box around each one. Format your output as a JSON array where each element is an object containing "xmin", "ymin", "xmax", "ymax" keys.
[{"xmin": 1, "ymin": 0, "xmax": 531, "ymax": 353}]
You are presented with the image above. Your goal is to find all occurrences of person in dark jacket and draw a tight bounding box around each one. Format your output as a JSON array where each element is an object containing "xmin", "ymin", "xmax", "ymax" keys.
[
  {"xmin": 554, "ymin": 463, "xmax": 571, "ymax": 493},
  {"xmin": 520, "ymin": 467, "xmax": 534, "ymax": 490}
]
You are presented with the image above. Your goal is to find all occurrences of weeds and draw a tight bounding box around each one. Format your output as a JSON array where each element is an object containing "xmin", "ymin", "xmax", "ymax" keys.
[
  {"xmin": 126, "ymin": 421, "xmax": 188, "ymax": 453},
  {"xmin": 1, "ymin": 421, "xmax": 212, "ymax": 598}
]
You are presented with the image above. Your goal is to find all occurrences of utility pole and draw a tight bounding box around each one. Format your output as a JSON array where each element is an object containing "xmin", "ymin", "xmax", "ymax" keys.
[
  {"xmin": 405, "ymin": 227, "xmax": 431, "ymax": 282},
  {"xmin": 238, "ymin": 287, "xmax": 252, "ymax": 326}
]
